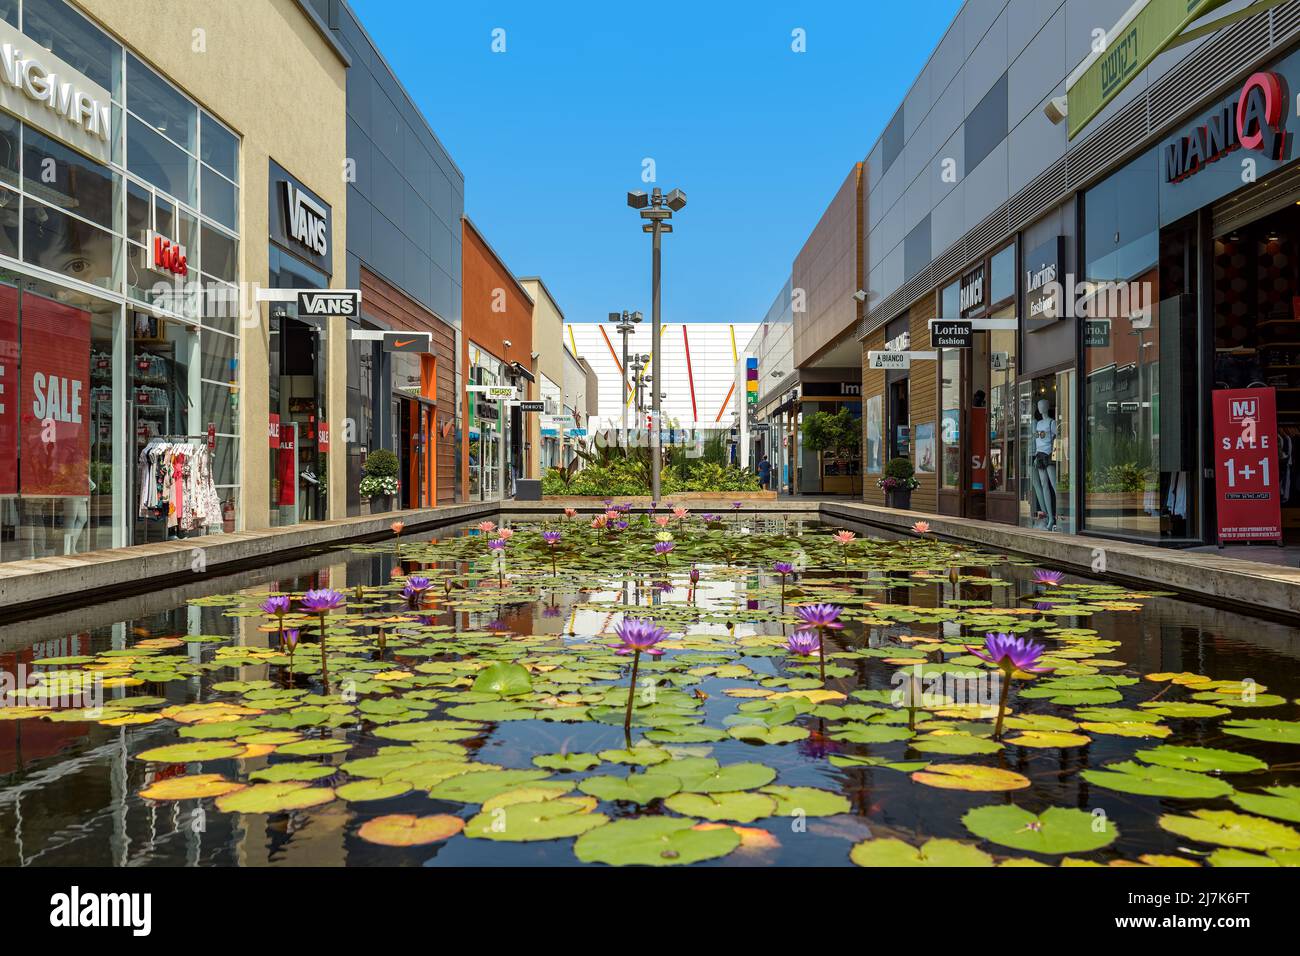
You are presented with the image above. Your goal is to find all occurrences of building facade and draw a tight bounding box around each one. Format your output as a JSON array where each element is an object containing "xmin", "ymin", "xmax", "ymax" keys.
[
  {"xmin": 519, "ymin": 277, "xmax": 565, "ymax": 476},
  {"xmin": 0, "ymin": 0, "xmax": 350, "ymax": 565},
  {"xmin": 855, "ymin": 0, "xmax": 1300, "ymax": 547},
  {"xmin": 461, "ymin": 217, "xmax": 534, "ymax": 501},
  {"xmin": 308, "ymin": 0, "xmax": 464, "ymax": 514}
]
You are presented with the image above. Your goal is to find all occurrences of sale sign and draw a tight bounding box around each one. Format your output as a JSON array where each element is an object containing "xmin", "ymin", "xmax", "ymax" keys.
[
  {"xmin": 21, "ymin": 293, "xmax": 90, "ymax": 497},
  {"xmin": 0, "ymin": 285, "xmax": 17, "ymax": 495},
  {"xmin": 1212, "ymin": 388, "xmax": 1282, "ymax": 543}
]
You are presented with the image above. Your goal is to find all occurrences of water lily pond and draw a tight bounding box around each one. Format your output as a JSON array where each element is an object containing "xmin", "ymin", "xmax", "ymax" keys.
[{"xmin": 2, "ymin": 512, "xmax": 1299, "ymax": 867}]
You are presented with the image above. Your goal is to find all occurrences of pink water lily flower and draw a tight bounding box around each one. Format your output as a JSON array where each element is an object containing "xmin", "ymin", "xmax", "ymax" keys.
[
  {"xmin": 833, "ymin": 530, "xmax": 856, "ymax": 544},
  {"xmin": 911, "ymin": 521, "xmax": 931, "ymax": 534},
  {"xmin": 654, "ymin": 514, "xmax": 672, "ymax": 528},
  {"xmin": 477, "ymin": 520, "xmax": 496, "ymax": 534}
]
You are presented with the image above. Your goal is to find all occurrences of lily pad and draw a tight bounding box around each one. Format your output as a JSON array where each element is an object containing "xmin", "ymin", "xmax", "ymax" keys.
[
  {"xmin": 663, "ymin": 790, "xmax": 777, "ymax": 823},
  {"xmin": 573, "ymin": 816, "xmax": 740, "ymax": 866},
  {"xmin": 1221, "ymin": 719, "xmax": 1300, "ymax": 744},
  {"xmin": 647, "ymin": 757, "xmax": 776, "ymax": 793},
  {"xmin": 215, "ymin": 782, "xmax": 335, "ymax": 813},
  {"xmin": 1158, "ymin": 810, "xmax": 1300, "ymax": 851},
  {"xmin": 335, "ymin": 779, "xmax": 412, "ymax": 802},
  {"xmin": 136, "ymin": 741, "xmax": 246, "ymax": 763},
  {"xmin": 470, "ymin": 662, "xmax": 533, "ymax": 697},
  {"xmin": 1136, "ymin": 745, "xmax": 1268, "ymax": 775},
  {"xmin": 727, "ymin": 724, "xmax": 810, "ymax": 744},
  {"xmin": 850, "ymin": 837, "xmax": 994, "ymax": 867},
  {"xmin": 466, "ymin": 797, "xmax": 607, "ymax": 841},
  {"xmin": 962, "ymin": 805, "xmax": 1118, "ymax": 854},
  {"xmin": 760, "ymin": 785, "xmax": 851, "ymax": 817},
  {"xmin": 424, "ymin": 769, "xmax": 552, "ymax": 804},
  {"xmin": 249, "ymin": 762, "xmax": 336, "ymax": 783},
  {"xmin": 1229, "ymin": 787, "xmax": 1300, "ymax": 825},
  {"xmin": 910, "ymin": 734, "xmax": 1003, "ymax": 755},
  {"xmin": 358, "ymin": 813, "xmax": 465, "ymax": 846},
  {"xmin": 911, "ymin": 763, "xmax": 1030, "ymax": 792},
  {"xmin": 533, "ymin": 752, "xmax": 602, "ymax": 772},
  {"xmin": 578, "ymin": 772, "xmax": 680, "ymax": 804},
  {"xmin": 1081, "ymin": 761, "xmax": 1237, "ymax": 799},
  {"xmin": 139, "ymin": 774, "xmax": 246, "ymax": 801}
]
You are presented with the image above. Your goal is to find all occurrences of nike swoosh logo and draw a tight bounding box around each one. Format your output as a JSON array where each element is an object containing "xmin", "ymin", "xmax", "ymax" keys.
[{"xmin": 394, "ymin": 339, "xmax": 415, "ymax": 348}]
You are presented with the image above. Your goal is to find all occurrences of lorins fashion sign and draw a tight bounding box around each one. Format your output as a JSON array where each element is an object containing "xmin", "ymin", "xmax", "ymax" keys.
[{"xmin": 1164, "ymin": 72, "xmax": 1287, "ymax": 183}]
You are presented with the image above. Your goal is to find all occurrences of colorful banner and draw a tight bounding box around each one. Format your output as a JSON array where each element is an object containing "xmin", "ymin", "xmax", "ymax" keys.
[
  {"xmin": 20, "ymin": 292, "xmax": 90, "ymax": 497},
  {"xmin": 0, "ymin": 285, "xmax": 17, "ymax": 495},
  {"xmin": 1212, "ymin": 388, "xmax": 1282, "ymax": 544},
  {"xmin": 277, "ymin": 423, "xmax": 296, "ymax": 507}
]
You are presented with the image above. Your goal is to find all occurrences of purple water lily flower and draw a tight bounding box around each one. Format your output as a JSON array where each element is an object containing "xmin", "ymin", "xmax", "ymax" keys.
[
  {"xmin": 488, "ymin": 538, "xmax": 507, "ymax": 551},
  {"xmin": 300, "ymin": 588, "xmax": 345, "ymax": 613},
  {"xmin": 785, "ymin": 631, "xmax": 820, "ymax": 657},
  {"xmin": 774, "ymin": 561, "xmax": 795, "ymax": 576},
  {"xmin": 542, "ymin": 605, "xmax": 562, "ymax": 618},
  {"xmin": 1032, "ymin": 569, "xmax": 1065, "ymax": 586},
  {"xmin": 732, "ymin": 501, "xmax": 742, "ymax": 510},
  {"xmin": 614, "ymin": 520, "xmax": 629, "ymax": 531},
  {"xmin": 794, "ymin": 603, "xmax": 844, "ymax": 631},
  {"xmin": 602, "ymin": 498, "xmax": 613, "ymax": 507},
  {"xmin": 284, "ymin": 628, "xmax": 300, "ymax": 649},
  {"xmin": 689, "ymin": 565, "xmax": 700, "ymax": 585},
  {"xmin": 260, "ymin": 595, "xmax": 291, "ymax": 616},
  {"xmin": 654, "ymin": 541, "xmax": 675, "ymax": 556},
  {"xmin": 542, "ymin": 531, "xmax": 562, "ymax": 545},
  {"xmin": 402, "ymin": 575, "xmax": 431, "ymax": 605},
  {"xmin": 611, "ymin": 618, "xmax": 668, "ymax": 657},
  {"xmin": 965, "ymin": 632, "xmax": 1052, "ymax": 673}
]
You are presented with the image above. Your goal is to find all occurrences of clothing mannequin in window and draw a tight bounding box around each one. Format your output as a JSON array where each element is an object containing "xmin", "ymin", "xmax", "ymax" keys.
[{"xmin": 1031, "ymin": 399, "xmax": 1058, "ymax": 530}]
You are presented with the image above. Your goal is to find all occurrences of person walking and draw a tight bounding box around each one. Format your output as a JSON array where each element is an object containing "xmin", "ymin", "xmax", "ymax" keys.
[{"xmin": 757, "ymin": 455, "xmax": 771, "ymax": 490}]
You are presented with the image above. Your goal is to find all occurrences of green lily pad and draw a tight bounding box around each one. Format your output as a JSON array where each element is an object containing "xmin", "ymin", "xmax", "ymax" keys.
[
  {"xmin": 335, "ymin": 779, "xmax": 411, "ymax": 801},
  {"xmin": 727, "ymin": 724, "xmax": 810, "ymax": 744},
  {"xmin": 597, "ymin": 747, "xmax": 672, "ymax": 766},
  {"xmin": 663, "ymin": 790, "xmax": 777, "ymax": 823},
  {"xmin": 533, "ymin": 752, "xmax": 602, "ymax": 772},
  {"xmin": 1207, "ymin": 847, "xmax": 1300, "ymax": 867},
  {"xmin": 1081, "ymin": 761, "xmax": 1237, "ymax": 799},
  {"xmin": 646, "ymin": 757, "xmax": 776, "ymax": 793},
  {"xmin": 1140, "ymin": 702, "xmax": 1231, "ymax": 719},
  {"xmin": 1230, "ymin": 787, "xmax": 1300, "ymax": 825},
  {"xmin": 760, "ymin": 785, "xmax": 851, "ymax": 816},
  {"xmin": 851, "ymin": 837, "xmax": 994, "ymax": 867},
  {"xmin": 962, "ymin": 805, "xmax": 1118, "ymax": 854},
  {"xmin": 578, "ymin": 772, "xmax": 680, "ymax": 804},
  {"xmin": 249, "ymin": 762, "xmax": 336, "ymax": 783},
  {"xmin": 136, "ymin": 741, "xmax": 246, "ymax": 763},
  {"xmin": 1158, "ymin": 810, "xmax": 1300, "ymax": 850},
  {"xmin": 277, "ymin": 739, "xmax": 351, "ymax": 757},
  {"xmin": 425, "ymin": 769, "xmax": 553, "ymax": 804},
  {"xmin": 829, "ymin": 723, "xmax": 915, "ymax": 744},
  {"xmin": 465, "ymin": 797, "xmax": 608, "ymax": 841},
  {"xmin": 910, "ymin": 733, "xmax": 1003, "ymax": 755},
  {"xmin": 1135, "ymin": 745, "xmax": 1268, "ymax": 775},
  {"xmin": 215, "ymin": 782, "xmax": 335, "ymax": 813},
  {"xmin": 1221, "ymin": 719, "xmax": 1300, "ymax": 744},
  {"xmin": 470, "ymin": 662, "xmax": 533, "ymax": 697},
  {"xmin": 573, "ymin": 816, "xmax": 740, "ymax": 866}
]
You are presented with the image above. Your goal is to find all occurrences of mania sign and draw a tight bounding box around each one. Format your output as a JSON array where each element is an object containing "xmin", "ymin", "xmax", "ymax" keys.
[{"xmin": 1165, "ymin": 72, "xmax": 1287, "ymax": 183}]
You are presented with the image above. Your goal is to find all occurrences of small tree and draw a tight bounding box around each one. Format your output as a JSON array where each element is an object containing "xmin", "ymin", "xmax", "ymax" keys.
[{"xmin": 802, "ymin": 408, "xmax": 862, "ymax": 494}]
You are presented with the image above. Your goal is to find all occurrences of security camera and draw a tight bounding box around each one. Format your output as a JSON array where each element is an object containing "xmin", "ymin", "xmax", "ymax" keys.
[
  {"xmin": 853, "ymin": 290, "xmax": 868, "ymax": 302},
  {"xmin": 503, "ymin": 339, "xmax": 513, "ymax": 349},
  {"xmin": 530, "ymin": 351, "xmax": 540, "ymax": 360},
  {"xmin": 1043, "ymin": 96, "xmax": 1068, "ymax": 125}
]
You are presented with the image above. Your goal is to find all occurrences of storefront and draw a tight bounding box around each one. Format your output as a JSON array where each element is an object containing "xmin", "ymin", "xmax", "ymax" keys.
[
  {"xmin": 0, "ymin": 0, "xmax": 248, "ymax": 560},
  {"xmin": 466, "ymin": 344, "xmax": 510, "ymax": 502}
]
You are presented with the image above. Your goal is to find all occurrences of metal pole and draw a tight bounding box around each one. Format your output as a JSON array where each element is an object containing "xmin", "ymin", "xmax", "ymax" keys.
[
  {"xmin": 621, "ymin": 317, "xmax": 629, "ymax": 445},
  {"xmin": 651, "ymin": 223, "xmax": 662, "ymax": 502}
]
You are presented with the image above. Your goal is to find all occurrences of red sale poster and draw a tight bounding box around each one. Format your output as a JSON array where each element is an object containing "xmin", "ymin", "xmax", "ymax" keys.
[
  {"xmin": 1212, "ymin": 388, "xmax": 1282, "ymax": 544},
  {"xmin": 20, "ymin": 293, "xmax": 90, "ymax": 497},
  {"xmin": 0, "ymin": 285, "xmax": 17, "ymax": 495},
  {"xmin": 277, "ymin": 423, "xmax": 296, "ymax": 506}
]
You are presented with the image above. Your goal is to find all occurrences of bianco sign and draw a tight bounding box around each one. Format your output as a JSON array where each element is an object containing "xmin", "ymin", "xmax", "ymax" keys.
[
  {"xmin": 868, "ymin": 351, "xmax": 910, "ymax": 371},
  {"xmin": 0, "ymin": 20, "xmax": 112, "ymax": 162}
]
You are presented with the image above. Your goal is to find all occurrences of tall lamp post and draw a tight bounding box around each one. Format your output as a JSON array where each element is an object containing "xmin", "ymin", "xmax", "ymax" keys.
[
  {"xmin": 628, "ymin": 186, "xmax": 686, "ymax": 502},
  {"xmin": 608, "ymin": 310, "xmax": 642, "ymax": 444}
]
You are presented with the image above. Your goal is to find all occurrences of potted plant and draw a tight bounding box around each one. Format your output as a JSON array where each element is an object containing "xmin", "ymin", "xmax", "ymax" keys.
[
  {"xmin": 359, "ymin": 448, "xmax": 400, "ymax": 512},
  {"xmin": 878, "ymin": 456, "xmax": 919, "ymax": 509}
]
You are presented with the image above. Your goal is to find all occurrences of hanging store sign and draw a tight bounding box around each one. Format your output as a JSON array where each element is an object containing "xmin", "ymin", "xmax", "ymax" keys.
[
  {"xmin": 298, "ymin": 290, "xmax": 359, "ymax": 318},
  {"xmin": 519, "ymin": 400, "xmax": 545, "ymax": 413},
  {"xmin": 868, "ymin": 351, "xmax": 911, "ymax": 371},
  {"xmin": 1211, "ymin": 388, "xmax": 1282, "ymax": 544},
  {"xmin": 929, "ymin": 320, "xmax": 972, "ymax": 348},
  {"xmin": 959, "ymin": 269, "xmax": 984, "ymax": 315},
  {"xmin": 20, "ymin": 292, "xmax": 89, "ymax": 496},
  {"xmin": 0, "ymin": 20, "xmax": 113, "ymax": 163},
  {"xmin": 382, "ymin": 330, "xmax": 432, "ymax": 353},
  {"xmin": 467, "ymin": 384, "xmax": 517, "ymax": 400},
  {"xmin": 1067, "ymin": 0, "xmax": 1232, "ymax": 140}
]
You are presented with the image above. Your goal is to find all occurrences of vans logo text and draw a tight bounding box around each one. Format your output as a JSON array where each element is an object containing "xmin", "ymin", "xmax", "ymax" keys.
[{"xmin": 282, "ymin": 181, "xmax": 328, "ymax": 257}]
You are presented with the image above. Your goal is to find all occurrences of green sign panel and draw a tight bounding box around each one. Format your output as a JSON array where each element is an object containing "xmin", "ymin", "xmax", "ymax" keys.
[{"xmin": 1068, "ymin": 0, "xmax": 1230, "ymax": 140}]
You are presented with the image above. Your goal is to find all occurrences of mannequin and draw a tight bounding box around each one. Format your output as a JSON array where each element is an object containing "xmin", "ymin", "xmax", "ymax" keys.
[{"xmin": 1031, "ymin": 399, "xmax": 1059, "ymax": 530}]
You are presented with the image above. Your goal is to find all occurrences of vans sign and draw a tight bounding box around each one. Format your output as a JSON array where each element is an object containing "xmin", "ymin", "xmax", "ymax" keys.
[
  {"xmin": 269, "ymin": 160, "xmax": 332, "ymax": 274},
  {"xmin": 297, "ymin": 290, "xmax": 359, "ymax": 317}
]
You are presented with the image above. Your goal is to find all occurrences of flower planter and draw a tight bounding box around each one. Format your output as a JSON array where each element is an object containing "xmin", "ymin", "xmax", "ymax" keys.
[
  {"xmin": 369, "ymin": 495, "xmax": 394, "ymax": 513},
  {"xmin": 886, "ymin": 489, "xmax": 912, "ymax": 510}
]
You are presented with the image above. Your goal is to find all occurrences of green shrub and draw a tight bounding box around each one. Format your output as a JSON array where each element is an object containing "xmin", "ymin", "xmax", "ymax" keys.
[
  {"xmin": 883, "ymin": 457, "xmax": 915, "ymax": 481},
  {"xmin": 363, "ymin": 448, "xmax": 399, "ymax": 479}
]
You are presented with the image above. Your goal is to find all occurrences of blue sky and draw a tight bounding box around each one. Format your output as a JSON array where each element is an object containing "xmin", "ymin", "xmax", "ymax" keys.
[{"xmin": 351, "ymin": 0, "xmax": 963, "ymax": 324}]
